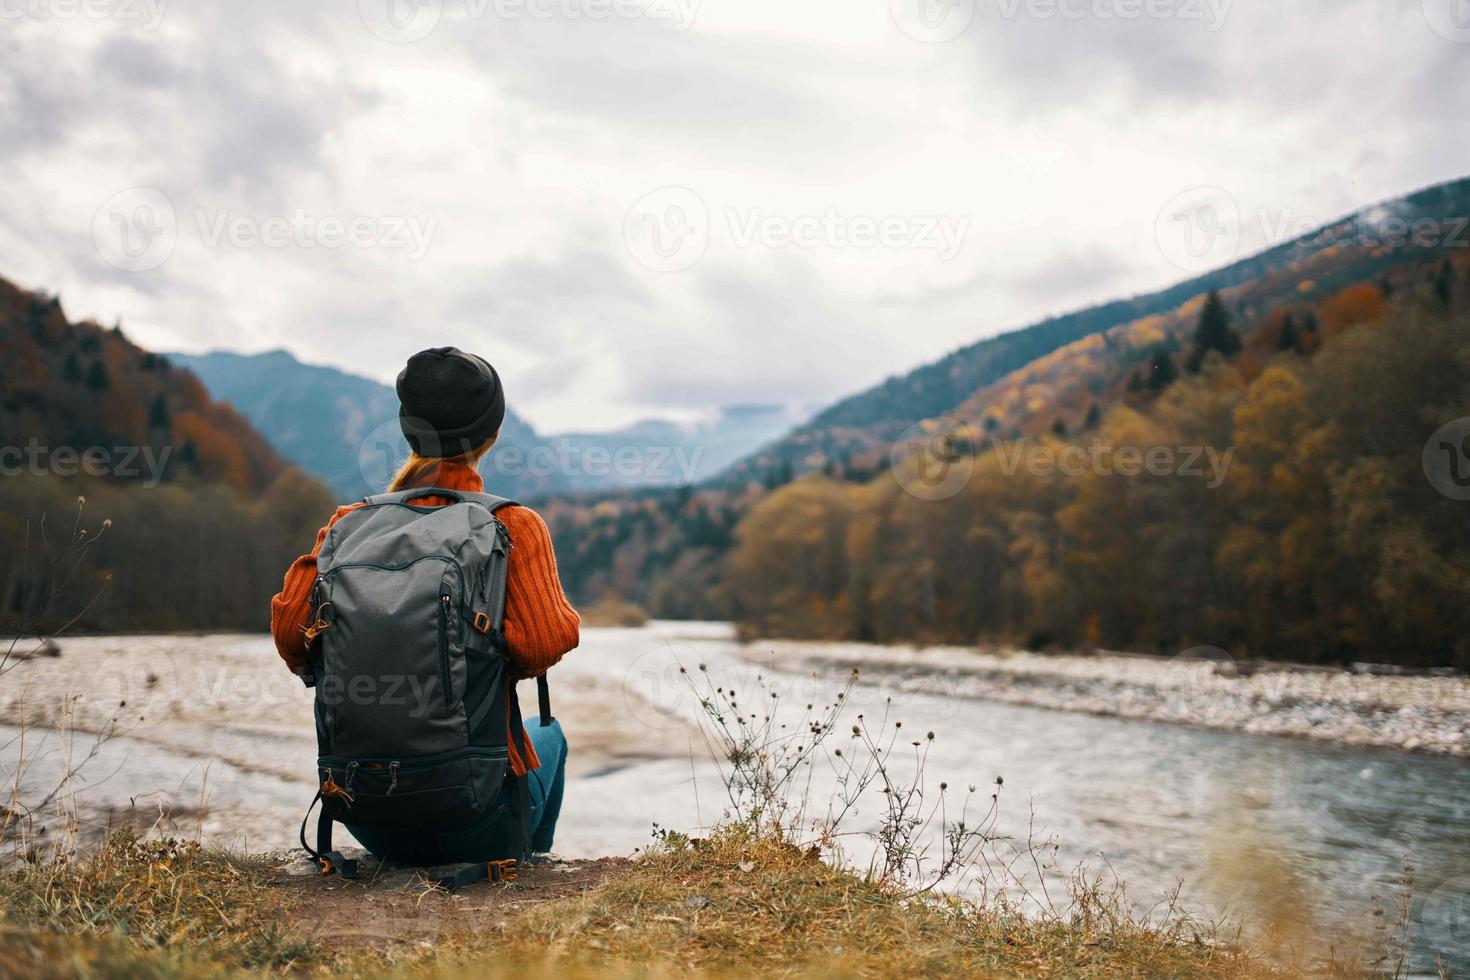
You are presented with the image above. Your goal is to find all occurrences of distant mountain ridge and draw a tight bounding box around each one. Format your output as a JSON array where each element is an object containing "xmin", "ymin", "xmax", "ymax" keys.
[
  {"xmin": 717, "ymin": 175, "xmax": 1470, "ymax": 487},
  {"xmin": 171, "ymin": 350, "xmax": 808, "ymax": 501}
]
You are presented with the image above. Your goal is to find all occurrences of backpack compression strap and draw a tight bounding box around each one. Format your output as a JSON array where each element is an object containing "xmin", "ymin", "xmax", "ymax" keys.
[{"xmin": 299, "ymin": 792, "xmax": 359, "ymax": 880}]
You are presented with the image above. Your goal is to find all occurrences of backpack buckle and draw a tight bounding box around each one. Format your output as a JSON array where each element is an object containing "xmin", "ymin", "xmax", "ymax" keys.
[{"xmin": 472, "ymin": 612, "xmax": 492, "ymax": 635}]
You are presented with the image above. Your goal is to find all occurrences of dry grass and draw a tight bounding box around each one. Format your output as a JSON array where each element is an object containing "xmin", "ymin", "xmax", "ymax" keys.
[
  {"xmin": 0, "ymin": 824, "xmax": 1285, "ymax": 980},
  {"xmin": 0, "ymin": 832, "xmax": 309, "ymax": 976},
  {"xmin": 489, "ymin": 822, "xmax": 1269, "ymax": 979}
]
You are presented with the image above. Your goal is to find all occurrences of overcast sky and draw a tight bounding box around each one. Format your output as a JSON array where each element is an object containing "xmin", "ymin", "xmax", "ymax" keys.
[{"xmin": 2, "ymin": 0, "xmax": 1465, "ymax": 433}]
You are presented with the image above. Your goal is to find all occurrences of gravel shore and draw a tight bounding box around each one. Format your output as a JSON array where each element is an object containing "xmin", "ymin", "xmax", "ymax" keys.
[{"xmin": 745, "ymin": 640, "xmax": 1470, "ymax": 758}]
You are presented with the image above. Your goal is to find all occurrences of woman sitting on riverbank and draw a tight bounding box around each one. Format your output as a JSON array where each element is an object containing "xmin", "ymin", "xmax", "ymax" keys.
[{"xmin": 269, "ymin": 347, "xmax": 581, "ymax": 863}]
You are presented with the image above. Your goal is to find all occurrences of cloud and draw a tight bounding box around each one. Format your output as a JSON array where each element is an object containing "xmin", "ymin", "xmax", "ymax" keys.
[{"xmin": 0, "ymin": 0, "xmax": 1464, "ymax": 436}]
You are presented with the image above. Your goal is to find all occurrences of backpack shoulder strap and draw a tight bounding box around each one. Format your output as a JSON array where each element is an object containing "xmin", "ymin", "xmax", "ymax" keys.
[{"xmin": 362, "ymin": 487, "xmax": 518, "ymax": 514}]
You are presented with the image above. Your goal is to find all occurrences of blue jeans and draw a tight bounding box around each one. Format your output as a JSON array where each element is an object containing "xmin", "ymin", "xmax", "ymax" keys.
[{"xmin": 346, "ymin": 719, "xmax": 567, "ymax": 863}]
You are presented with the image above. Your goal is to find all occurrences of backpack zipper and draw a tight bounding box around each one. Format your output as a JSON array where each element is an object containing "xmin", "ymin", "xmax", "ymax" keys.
[
  {"xmin": 438, "ymin": 592, "xmax": 453, "ymax": 707},
  {"xmin": 317, "ymin": 746, "xmax": 509, "ymax": 770}
]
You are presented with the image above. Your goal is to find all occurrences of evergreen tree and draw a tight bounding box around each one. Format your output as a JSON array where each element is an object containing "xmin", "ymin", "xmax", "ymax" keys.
[
  {"xmin": 148, "ymin": 393, "xmax": 170, "ymax": 430},
  {"xmin": 1051, "ymin": 418, "xmax": 1067, "ymax": 437},
  {"xmin": 25, "ymin": 297, "xmax": 50, "ymax": 344},
  {"xmin": 1186, "ymin": 290, "xmax": 1241, "ymax": 373},
  {"xmin": 1434, "ymin": 259, "xmax": 1454, "ymax": 307},
  {"xmin": 1277, "ymin": 313, "xmax": 1299, "ymax": 353},
  {"xmin": 85, "ymin": 360, "xmax": 110, "ymax": 391},
  {"xmin": 63, "ymin": 350, "xmax": 82, "ymax": 383},
  {"xmin": 1146, "ymin": 347, "xmax": 1177, "ymax": 391},
  {"xmin": 1084, "ymin": 403, "xmax": 1102, "ymax": 428}
]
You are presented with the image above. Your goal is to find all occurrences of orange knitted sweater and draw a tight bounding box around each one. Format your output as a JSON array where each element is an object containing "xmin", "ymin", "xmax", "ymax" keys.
[{"xmin": 270, "ymin": 461, "xmax": 581, "ymax": 775}]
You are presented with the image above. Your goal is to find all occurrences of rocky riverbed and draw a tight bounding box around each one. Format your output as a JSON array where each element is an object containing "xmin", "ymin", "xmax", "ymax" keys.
[{"xmin": 743, "ymin": 640, "xmax": 1470, "ymax": 757}]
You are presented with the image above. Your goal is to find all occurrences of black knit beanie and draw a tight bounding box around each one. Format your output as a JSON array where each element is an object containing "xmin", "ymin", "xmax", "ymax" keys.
[{"xmin": 396, "ymin": 347, "xmax": 506, "ymax": 458}]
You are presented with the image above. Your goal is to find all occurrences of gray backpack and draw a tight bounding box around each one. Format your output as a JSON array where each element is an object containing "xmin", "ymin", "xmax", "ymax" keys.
[{"xmin": 298, "ymin": 487, "xmax": 549, "ymax": 884}]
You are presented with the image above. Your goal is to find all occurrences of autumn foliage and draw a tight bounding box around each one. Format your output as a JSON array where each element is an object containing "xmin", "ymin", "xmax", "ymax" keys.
[
  {"xmin": 545, "ymin": 248, "xmax": 1470, "ymax": 672},
  {"xmin": 729, "ymin": 298, "xmax": 1470, "ymax": 669},
  {"xmin": 0, "ymin": 275, "xmax": 335, "ymax": 631}
]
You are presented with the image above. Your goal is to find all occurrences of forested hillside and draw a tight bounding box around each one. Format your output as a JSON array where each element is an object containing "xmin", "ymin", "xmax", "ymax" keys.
[
  {"xmin": 544, "ymin": 181, "xmax": 1470, "ymax": 668},
  {"xmin": 0, "ymin": 277, "xmax": 335, "ymax": 632},
  {"xmin": 731, "ymin": 288, "xmax": 1470, "ymax": 668},
  {"xmin": 0, "ymin": 283, "xmax": 288, "ymax": 494},
  {"xmin": 718, "ymin": 177, "xmax": 1470, "ymax": 488}
]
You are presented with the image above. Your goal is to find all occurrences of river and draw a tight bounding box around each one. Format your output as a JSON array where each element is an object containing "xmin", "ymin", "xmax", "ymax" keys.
[{"xmin": 2, "ymin": 623, "xmax": 1466, "ymax": 973}]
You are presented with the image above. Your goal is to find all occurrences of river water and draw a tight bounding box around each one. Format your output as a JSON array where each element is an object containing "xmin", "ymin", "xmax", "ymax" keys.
[{"xmin": 2, "ymin": 623, "xmax": 1466, "ymax": 972}]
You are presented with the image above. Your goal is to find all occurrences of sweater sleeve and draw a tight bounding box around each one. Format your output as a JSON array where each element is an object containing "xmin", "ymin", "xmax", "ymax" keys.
[
  {"xmin": 270, "ymin": 504, "xmax": 361, "ymax": 674},
  {"xmin": 499, "ymin": 505, "xmax": 581, "ymax": 679}
]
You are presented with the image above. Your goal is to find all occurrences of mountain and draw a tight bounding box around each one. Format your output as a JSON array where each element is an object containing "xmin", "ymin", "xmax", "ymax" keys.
[
  {"xmin": 0, "ymin": 273, "xmax": 335, "ymax": 633},
  {"xmin": 538, "ymin": 174, "xmax": 1470, "ymax": 642},
  {"xmin": 171, "ymin": 350, "xmax": 809, "ymax": 501},
  {"xmin": 550, "ymin": 403, "xmax": 810, "ymax": 489},
  {"xmin": 169, "ymin": 349, "xmax": 544, "ymax": 501},
  {"xmin": 717, "ymin": 176, "xmax": 1470, "ymax": 487},
  {"xmin": 0, "ymin": 280, "xmax": 294, "ymax": 494},
  {"xmin": 727, "ymin": 275, "xmax": 1470, "ymax": 667}
]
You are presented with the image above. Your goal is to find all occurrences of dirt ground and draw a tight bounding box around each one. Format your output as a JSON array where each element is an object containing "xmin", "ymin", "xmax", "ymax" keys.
[{"xmin": 272, "ymin": 853, "xmax": 634, "ymax": 950}]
